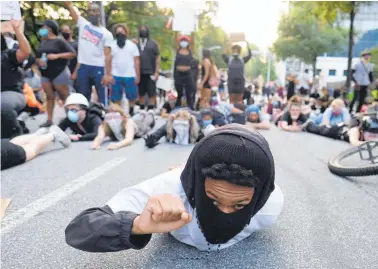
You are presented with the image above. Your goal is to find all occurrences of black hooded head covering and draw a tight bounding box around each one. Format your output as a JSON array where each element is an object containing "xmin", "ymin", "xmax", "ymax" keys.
[
  {"xmin": 180, "ymin": 124, "xmax": 275, "ymax": 244},
  {"xmin": 139, "ymin": 25, "xmax": 150, "ymax": 39}
]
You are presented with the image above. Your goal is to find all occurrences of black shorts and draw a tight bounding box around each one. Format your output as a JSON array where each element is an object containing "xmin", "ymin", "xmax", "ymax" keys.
[
  {"xmin": 1, "ymin": 139, "xmax": 26, "ymax": 170},
  {"xmin": 228, "ymin": 78, "xmax": 245, "ymax": 94},
  {"xmin": 138, "ymin": 74, "xmax": 156, "ymax": 98}
]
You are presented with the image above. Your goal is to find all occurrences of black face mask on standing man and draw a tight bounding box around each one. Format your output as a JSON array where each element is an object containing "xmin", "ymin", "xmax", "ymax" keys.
[
  {"xmin": 116, "ymin": 33, "xmax": 127, "ymax": 48},
  {"xmin": 87, "ymin": 15, "xmax": 99, "ymax": 26},
  {"xmin": 61, "ymin": 32, "xmax": 70, "ymax": 41}
]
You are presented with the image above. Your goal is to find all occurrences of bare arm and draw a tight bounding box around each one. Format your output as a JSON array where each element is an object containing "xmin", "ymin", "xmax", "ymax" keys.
[
  {"xmin": 280, "ymin": 121, "xmax": 301, "ymax": 132},
  {"xmin": 104, "ymin": 47, "xmax": 112, "ymax": 76},
  {"xmin": 248, "ymin": 120, "xmax": 271, "ymax": 130},
  {"xmin": 91, "ymin": 125, "xmax": 107, "ymax": 149},
  {"xmin": 348, "ymin": 127, "xmax": 362, "ymax": 147},
  {"xmin": 134, "ymin": 56, "xmax": 140, "ymax": 84},
  {"xmin": 116, "ymin": 120, "xmax": 135, "ymax": 148},
  {"xmin": 12, "ymin": 20, "xmax": 31, "ymax": 63},
  {"xmin": 155, "ymin": 56, "xmax": 161, "ymax": 75},
  {"xmin": 160, "ymin": 108, "xmax": 169, "ymax": 118},
  {"xmin": 64, "ymin": 1, "xmax": 79, "ymax": 24}
]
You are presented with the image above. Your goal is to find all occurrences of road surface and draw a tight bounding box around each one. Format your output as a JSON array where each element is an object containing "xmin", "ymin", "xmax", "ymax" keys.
[{"xmin": 1, "ymin": 112, "xmax": 378, "ymax": 269}]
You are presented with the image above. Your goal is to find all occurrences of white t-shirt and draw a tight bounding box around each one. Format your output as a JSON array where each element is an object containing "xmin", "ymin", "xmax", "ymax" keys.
[
  {"xmin": 298, "ymin": 73, "xmax": 311, "ymax": 90},
  {"xmin": 77, "ymin": 16, "xmax": 113, "ymax": 67},
  {"xmin": 110, "ymin": 40, "xmax": 140, "ymax": 77}
]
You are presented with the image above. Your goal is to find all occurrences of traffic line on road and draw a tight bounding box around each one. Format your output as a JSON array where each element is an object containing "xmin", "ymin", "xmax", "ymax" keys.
[{"xmin": 1, "ymin": 157, "xmax": 126, "ymax": 234}]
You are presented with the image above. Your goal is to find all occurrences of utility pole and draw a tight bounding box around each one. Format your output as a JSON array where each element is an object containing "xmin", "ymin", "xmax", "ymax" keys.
[
  {"xmin": 267, "ymin": 51, "xmax": 272, "ymax": 83},
  {"xmin": 345, "ymin": 1, "xmax": 355, "ymax": 92},
  {"xmin": 99, "ymin": 1, "xmax": 106, "ymax": 27}
]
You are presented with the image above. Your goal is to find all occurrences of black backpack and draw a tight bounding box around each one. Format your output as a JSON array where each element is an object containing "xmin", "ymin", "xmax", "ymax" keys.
[{"xmin": 88, "ymin": 102, "xmax": 106, "ymax": 120}]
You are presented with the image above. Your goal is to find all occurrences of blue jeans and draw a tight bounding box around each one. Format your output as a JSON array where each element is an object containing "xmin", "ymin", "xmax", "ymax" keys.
[{"xmin": 77, "ymin": 64, "xmax": 108, "ymax": 106}]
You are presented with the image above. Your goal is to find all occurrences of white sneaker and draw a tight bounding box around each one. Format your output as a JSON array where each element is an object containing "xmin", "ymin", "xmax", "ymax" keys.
[{"xmin": 49, "ymin": 125, "xmax": 71, "ymax": 148}]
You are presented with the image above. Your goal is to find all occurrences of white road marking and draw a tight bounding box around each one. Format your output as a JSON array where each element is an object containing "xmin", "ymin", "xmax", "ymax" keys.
[{"xmin": 1, "ymin": 157, "xmax": 126, "ymax": 234}]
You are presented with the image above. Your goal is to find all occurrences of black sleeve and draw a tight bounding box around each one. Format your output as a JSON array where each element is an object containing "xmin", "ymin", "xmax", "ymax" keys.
[
  {"xmin": 79, "ymin": 115, "xmax": 102, "ymax": 141},
  {"xmin": 59, "ymin": 39, "xmax": 76, "ymax": 53},
  {"xmin": 7, "ymin": 49, "xmax": 20, "ymax": 67},
  {"xmin": 243, "ymin": 48, "xmax": 252, "ymax": 63},
  {"xmin": 351, "ymin": 69, "xmax": 357, "ymax": 83},
  {"xmin": 65, "ymin": 205, "xmax": 152, "ymax": 252},
  {"xmin": 281, "ymin": 112, "xmax": 290, "ymax": 123},
  {"xmin": 222, "ymin": 54, "xmax": 229, "ymax": 64},
  {"xmin": 369, "ymin": 72, "xmax": 373, "ymax": 84},
  {"xmin": 58, "ymin": 118, "xmax": 71, "ymax": 131},
  {"xmin": 154, "ymin": 41, "xmax": 160, "ymax": 56},
  {"xmin": 161, "ymin": 102, "xmax": 171, "ymax": 113}
]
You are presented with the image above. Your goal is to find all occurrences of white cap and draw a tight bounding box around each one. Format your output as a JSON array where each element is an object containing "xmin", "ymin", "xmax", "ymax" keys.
[{"xmin": 64, "ymin": 93, "xmax": 89, "ymax": 108}]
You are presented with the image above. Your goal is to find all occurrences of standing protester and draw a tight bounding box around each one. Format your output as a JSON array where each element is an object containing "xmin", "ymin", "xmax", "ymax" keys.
[
  {"xmin": 36, "ymin": 20, "xmax": 76, "ymax": 128},
  {"xmin": 286, "ymin": 74, "xmax": 296, "ymax": 101},
  {"xmin": 109, "ymin": 24, "xmax": 140, "ymax": 116},
  {"xmin": 222, "ymin": 42, "xmax": 252, "ymax": 104},
  {"xmin": 1, "ymin": 20, "xmax": 31, "ymax": 139},
  {"xmin": 298, "ymin": 69, "xmax": 311, "ymax": 96},
  {"xmin": 64, "ymin": 1, "xmax": 114, "ymax": 106},
  {"xmin": 137, "ymin": 25, "xmax": 160, "ymax": 111},
  {"xmin": 174, "ymin": 36, "xmax": 196, "ymax": 110},
  {"xmin": 61, "ymin": 24, "xmax": 79, "ymax": 92},
  {"xmin": 200, "ymin": 49, "xmax": 218, "ymax": 109},
  {"xmin": 349, "ymin": 50, "xmax": 374, "ymax": 113}
]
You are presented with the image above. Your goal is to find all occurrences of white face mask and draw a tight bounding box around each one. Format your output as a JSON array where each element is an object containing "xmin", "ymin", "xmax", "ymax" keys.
[
  {"xmin": 179, "ymin": 41, "xmax": 189, "ymax": 48},
  {"xmin": 105, "ymin": 112, "xmax": 124, "ymax": 141},
  {"xmin": 173, "ymin": 120, "xmax": 190, "ymax": 145},
  {"xmin": 5, "ymin": 36, "xmax": 15, "ymax": 49}
]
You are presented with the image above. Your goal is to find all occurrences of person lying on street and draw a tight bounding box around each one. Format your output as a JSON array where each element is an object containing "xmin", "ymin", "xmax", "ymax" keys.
[
  {"xmin": 1, "ymin": 126, "xmax": 70, "ymax": 170},
  {"xmin": 91, "ymin": 103, "xmax": 155, "ymax": 150},
  {"xmin": 278, "ymin": 102, "xmax": 308, "ymax": 132},
  {"xmin": 58, "ymin": 93, "xmax": 102, "ymax": 141},
  {"xmin": 320, "ymin": 99, "xmax": 351, "ymax": 127},
  {"xmin": 245, "ymin": 105, "xmax": 271, "ymax": 130},
  {"xmin": 65, "ymin": 125, "xmax": 284, "ymax": 252}
]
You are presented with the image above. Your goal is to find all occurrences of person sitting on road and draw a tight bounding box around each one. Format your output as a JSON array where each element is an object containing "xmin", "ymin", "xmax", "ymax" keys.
[
  {"xmin": 65, "ymin": 125, "xmax": 284, "ymax": 252},
  {"xmin": 320, "ymin": 99, "xmax": 351, "ymax": 127},
  {"xmin": 278, "ymin": 102, "xmax": 308, "ymax": 132},
  {"xmin": 58, "ymin": 93, "xmax": 103, "ymax": 142},
  {"xmin": 1, "ymin": 126, "xmax": 70, "ymax": 171},
  {"xmin": 91, "ymin": 103, "xmax": 155, "ymax": 150},
  {"xmin": 160, "ymin": 91, "xmax": 178, "ymax": 118},
  {"xmin": 245, "ymin": 105, "xmax": 271, "ymax": 130}
]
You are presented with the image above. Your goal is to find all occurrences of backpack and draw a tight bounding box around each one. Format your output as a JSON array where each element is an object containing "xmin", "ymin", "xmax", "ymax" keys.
[{"xmin": 88, "ymin": 102, "xmax": 106, "ymax": 120}]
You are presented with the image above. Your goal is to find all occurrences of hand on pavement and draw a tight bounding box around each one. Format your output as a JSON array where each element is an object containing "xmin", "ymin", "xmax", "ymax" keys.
[
  {"xmin": 90, "ymin": 142, "xmax": 101, "ymax": 150},
  {"xmin": 132, "ymin": 194, "xmax": 192, "ymax": 235},
  {"xmin": 70, "ymin": 134, "xmax": 82, "ymax": 141},
  {"xmin": 107, "ymin": 143, "xmax": 120, "ymax": 150},
  {"xmin": 47, "ymin": 54, "xmax": 59, "ymax": 61}
]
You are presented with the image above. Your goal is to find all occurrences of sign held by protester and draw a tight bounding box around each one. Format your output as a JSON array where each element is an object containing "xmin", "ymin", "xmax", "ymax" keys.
[
  {"xmin": 0, "ymin": 1, "xmax": 22, "ymax": 21},
  {"xmin": 229, "ymin": 32, "xmax": 246, "ymax": 43},
  {"xmin": 173, "ymin": 2, "xmax": 197, "ymax": 34}
]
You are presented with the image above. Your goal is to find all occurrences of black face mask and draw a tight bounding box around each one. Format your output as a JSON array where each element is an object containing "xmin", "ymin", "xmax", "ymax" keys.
[
  {"xmin": 88, "ymin": 15, "xmax": 99, "ymax": 25},
  {"xmin": 139, "ymin": 29, "xmax": 148, "ymax": 38},
  {"xmin": 61, "ymin": 32, "xmax": 70, "ymax": 40},
  {"xmin": 116, "ymin": 33, "xmax": 127, "ymax": 48}
]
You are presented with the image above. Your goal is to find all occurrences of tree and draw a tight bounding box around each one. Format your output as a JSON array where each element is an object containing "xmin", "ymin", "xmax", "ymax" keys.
[{"xmin": 273, "ymin": 6, "xmax": 346, "ymax": 80}]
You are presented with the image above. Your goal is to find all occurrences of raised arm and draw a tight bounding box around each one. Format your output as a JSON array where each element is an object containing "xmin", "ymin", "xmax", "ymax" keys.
[
  {"xmin": 12, "ymin": 20, "xmax": 31, "ymax": 63},
  {"xmin": 64, "ymin": 1, "xmax": 79, "ymax": 24}
]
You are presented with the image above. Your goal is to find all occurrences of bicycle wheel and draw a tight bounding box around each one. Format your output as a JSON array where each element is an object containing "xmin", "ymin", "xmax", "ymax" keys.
[{"xmin": 328, "ymin": 141, "xmax": 378, "ymax": 177}]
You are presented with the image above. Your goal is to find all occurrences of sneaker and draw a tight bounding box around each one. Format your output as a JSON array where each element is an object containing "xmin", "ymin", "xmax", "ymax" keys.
[
  {"xmin": 40, "ymin": 120, "xmax": 53, "ymax": 128},
  {"xmin": 49, "ymin": 125, "xmax": 71, "ymax": 148},
  {"xmin": 34, "ymin": 127, "xmax": 49, "ymax": 136}
]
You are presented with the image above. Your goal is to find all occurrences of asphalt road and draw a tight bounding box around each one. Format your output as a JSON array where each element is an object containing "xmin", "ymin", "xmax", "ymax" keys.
[{"xmin": 1, "ymin": 111, "xmax": 378, "ymax": 269}]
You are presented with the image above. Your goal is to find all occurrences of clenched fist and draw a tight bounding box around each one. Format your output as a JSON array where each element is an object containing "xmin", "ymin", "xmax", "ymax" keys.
[{"xmin": 132, "ymin": 194, "xmax": 192, "ymax": 235}]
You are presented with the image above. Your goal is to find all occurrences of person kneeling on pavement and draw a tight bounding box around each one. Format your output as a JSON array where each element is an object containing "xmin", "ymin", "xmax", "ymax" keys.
[
  {"xmin": 58, "ymin": 93, "xmax": 103, "ymax": 142},
  {"xmin": 1, "ymin": 126, "xmax": 70, "ymax": 170},
  {"xmin": 65, "ymin": 125, "xmax": 284, "ymax": 252},
  {"xmin": 91, "ymin": 103, "xmax": 155, "ymax": 150},
  {"xmin": 245, "ymin": 105, "xmax": 271, "ymax": 130}
]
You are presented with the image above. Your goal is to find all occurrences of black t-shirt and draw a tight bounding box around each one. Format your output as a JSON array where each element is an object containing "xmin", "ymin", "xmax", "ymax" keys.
[
  {"xmin": 1, "ymin": 49, "xmax": 23, "ymax": 93},
  {"xmin": 162, "ymin": 102, "xmax": 173, "ymax": 114},
  {"xmin": 37, "ymin": 38, "xmax": 75, "ymax": 79},
  {"xmin": 281, "ymin": 111, "xmax": 307, "ymax": 126},
  {"xmin": 58, "ymin": 113, "xmax": 102, "ymax": 141},
  {"xmin": 68, "ymin": 40, "xmax": 78, "ymax": 75},
  {"xmin": 137, "ymin": 39, "xmax": 160, "ymax": 75},
  {"xmin": 310, "ymin": 92, "xmax": 320, "ymax": 99}
]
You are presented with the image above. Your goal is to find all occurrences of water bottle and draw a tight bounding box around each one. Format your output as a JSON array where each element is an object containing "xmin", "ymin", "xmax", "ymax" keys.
[{"xmin": 41, "ymin": 53, "xmax": 48, "ymax": 70}]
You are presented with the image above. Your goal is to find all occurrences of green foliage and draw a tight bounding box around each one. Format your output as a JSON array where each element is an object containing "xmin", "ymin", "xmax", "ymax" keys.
[
  {"xmin": 371, "ymin": 47, "xmax": 378, "ymax": 79},
  {"xmin": 273, "ymin": 5, "xmax": 347, "ymax": 68}
]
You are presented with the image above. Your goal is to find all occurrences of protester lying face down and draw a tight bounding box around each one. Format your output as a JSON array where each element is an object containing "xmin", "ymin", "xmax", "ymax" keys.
[
  {"xmin": 167, "ymin": 110, "xmax": 200, "ymax": 145},
  {"xmin": 58, "ymin": 93, "xmax": 103, "ymax": 142},
  {"xmin": 65, "ymin": 124, "xmax": 284, "ymax": 252},
  {"xmin": 91, "ymin": 103, "xmax": 155, "ymax": 150},
  {"xmin": 245, "ymin": 105, "xmax": 271, "ymax": 130},
  {"xmin": 320, "ymin": 99, "xmax": 351, "ymax": 127}
]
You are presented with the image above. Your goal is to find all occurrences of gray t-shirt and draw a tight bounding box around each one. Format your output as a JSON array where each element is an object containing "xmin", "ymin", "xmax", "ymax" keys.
[
  {"xmin": 353, "ymin": 60, "xmax": 374, "ymax": 86},
  {"xmin": 137, "ymin": 39, "xmax": 160, "ymax": 75}
]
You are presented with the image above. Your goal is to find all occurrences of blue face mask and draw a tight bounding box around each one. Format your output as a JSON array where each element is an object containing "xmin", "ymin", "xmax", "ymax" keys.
[
  {"xmin": 67, "ymin": 110, "xmax": 79, "ymax": 123},
  {"xmin": 203, "ymin": 119, "xmax": 212, "ymax": 127},
  {"xmin": 39, "ymin": 28, "xmax": 49, "ymax": 37}
]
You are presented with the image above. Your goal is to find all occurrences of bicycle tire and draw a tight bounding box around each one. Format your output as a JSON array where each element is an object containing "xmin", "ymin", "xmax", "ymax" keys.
[{"xmin": 328, "ymin": 146, "xmax": 378, "ymax": 177}]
